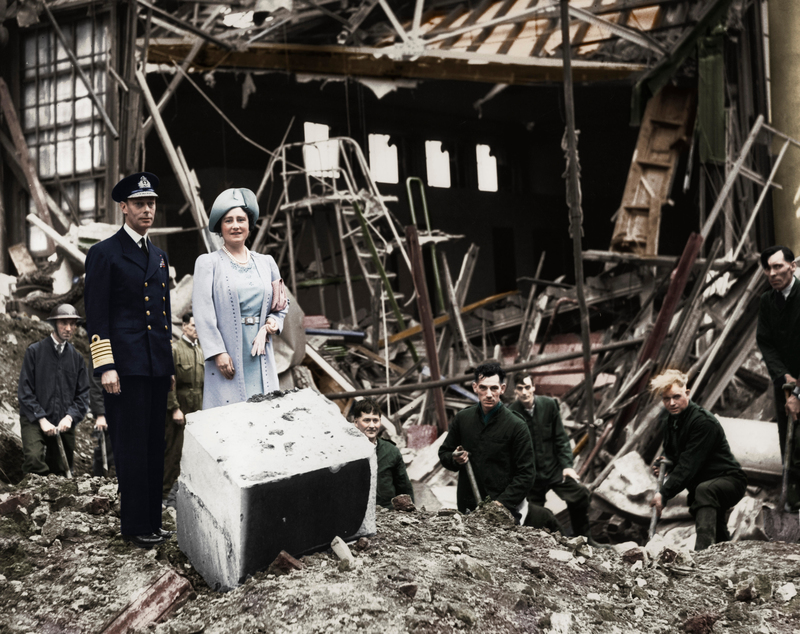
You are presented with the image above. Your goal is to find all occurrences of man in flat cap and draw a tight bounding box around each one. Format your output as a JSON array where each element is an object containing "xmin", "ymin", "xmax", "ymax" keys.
[
  {"xmin": 84, "ymin": 172, "xmax": 175, "ymax": 548},
  {"xmin": 18, "ymin": 304, "xmax": 89, "ymax": 476}
]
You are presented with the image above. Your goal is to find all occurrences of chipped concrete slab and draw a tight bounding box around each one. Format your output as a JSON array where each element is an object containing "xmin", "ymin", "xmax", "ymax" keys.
[{"xmin": 177, "ymin": 388, "xmax": 376, "ymax": 590}]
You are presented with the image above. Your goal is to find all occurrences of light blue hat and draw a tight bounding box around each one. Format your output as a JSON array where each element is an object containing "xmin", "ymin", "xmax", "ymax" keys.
[{"xmin": 208, "ymin": 188, "xmax": 259, "ymax": 233}]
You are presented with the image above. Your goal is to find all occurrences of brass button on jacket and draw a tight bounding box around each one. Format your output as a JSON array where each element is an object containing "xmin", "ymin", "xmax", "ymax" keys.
[
  {"xmin": 148, "ymin": 325, "xmax": 152, "ymax": 330},
  {"xmin": 145, "ymin": 296, "xmax": 149, "ymax": 302}
]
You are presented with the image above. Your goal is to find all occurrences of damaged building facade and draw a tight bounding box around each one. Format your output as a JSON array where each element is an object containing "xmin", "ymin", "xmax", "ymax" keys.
[{"xmin": 1, "ymin": 0, "xmax": 800, "ymax": 551}]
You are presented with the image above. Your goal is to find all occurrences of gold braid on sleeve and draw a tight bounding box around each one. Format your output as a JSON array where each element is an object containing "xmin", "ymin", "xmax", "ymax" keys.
[{"xmin": 90, "ymin": 334, "xmax": 115, "ymax": 368}]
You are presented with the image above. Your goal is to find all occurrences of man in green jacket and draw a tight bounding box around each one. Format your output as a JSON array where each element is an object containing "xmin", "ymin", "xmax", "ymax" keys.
[
  {"xmin": 756, "ymin": 245, "xmax": 800, "ymax": 510},
  {"xmin": 439, "ymin": 362, "xmax": 535, "ymax": 520},
  {"xmin": 509, "ymin": 373, "xmax": 597, "ymax": 542},
  {"xmin": 352, "ymin": 398, "xmax": 414, "ymax": 509},
  {"xmin": 649, "ymin": 370, "xmax": 747, "ymax": 551},
  {"xmin": 164, "ymin": 312, "xmax": 204, "ymax": 502}
]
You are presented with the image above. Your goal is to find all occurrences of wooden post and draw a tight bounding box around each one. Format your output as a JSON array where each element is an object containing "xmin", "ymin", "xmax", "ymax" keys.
[
  {"xmin": 406, "ymin": 225, "xmax": 449, "ymax": 434},
  {"xmin": 607, "ymin": 232, "xmax": 704, "ymax": 449},
  {"xmin": 0, "ymin": 78, "xmax": 55, "ymax": 254},
  {"xmin": 560, "ymin": 0, "xmax": 596, "ymax": 446}
]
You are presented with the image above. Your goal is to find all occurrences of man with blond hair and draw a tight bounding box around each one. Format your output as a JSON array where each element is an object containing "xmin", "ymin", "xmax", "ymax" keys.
[{"xmin": 648, "ymin": 369, "xmax": 746, "ymax": 551}]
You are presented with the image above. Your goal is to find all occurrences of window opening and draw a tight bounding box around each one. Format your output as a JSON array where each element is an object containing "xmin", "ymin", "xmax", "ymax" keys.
[
  {"xmin": 425, "ymin": 141, "xmax": 451, "ymax": 188},
  {"xmin": 368, "ymin": 134, "xmax": 399, "ymax": 184},
  {"xmin": 303, "ymin": 122, "xmax": 339, "ymax": 178},
  {"xmin": 476, "ymin": 144, "xmax": 498, "ymax": 192}
]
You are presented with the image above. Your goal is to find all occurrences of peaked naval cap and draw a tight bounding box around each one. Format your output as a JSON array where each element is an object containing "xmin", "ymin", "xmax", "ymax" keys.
[
  {"xmin": 208, "ymin": 188, "xmax": 259, "ymax": 233},
  {"xmin": 111, "ymin": 172, "xmax": 160, "ymax": 203}
]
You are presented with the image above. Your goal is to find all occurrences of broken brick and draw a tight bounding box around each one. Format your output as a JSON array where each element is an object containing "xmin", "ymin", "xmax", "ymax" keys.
[
  {"xmin": 391, "ymin": 494, "xmax": 416, "ymax": 512},
  {"xmin": 266, "ymin": 550, "xmax": 305, "ymax": 576}
]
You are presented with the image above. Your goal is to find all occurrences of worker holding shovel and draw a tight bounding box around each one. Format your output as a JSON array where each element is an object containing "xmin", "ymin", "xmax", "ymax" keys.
[
  {"xmin": 438, "ymin": 362, "xmax": 535, "ymax": 523},
  {"xmin": 648, "ymin": 370, "xmax": 747, "ymax": 551}
]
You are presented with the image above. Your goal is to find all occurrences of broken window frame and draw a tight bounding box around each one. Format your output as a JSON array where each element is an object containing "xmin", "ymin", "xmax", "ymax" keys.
[{"xmin": 20, "ymin": 8, "xmax": 111, "ymax": 247}]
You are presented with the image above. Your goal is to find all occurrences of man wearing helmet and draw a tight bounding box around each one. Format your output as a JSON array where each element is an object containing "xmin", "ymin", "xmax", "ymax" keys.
[{"xmin": 18, "ymin": 304, "xmax": 89, "ymax": 476}]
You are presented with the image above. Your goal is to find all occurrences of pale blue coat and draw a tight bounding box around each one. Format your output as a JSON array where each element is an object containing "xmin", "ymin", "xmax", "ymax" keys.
[{"xmin": 193, "ymin": 250, "xmax": 289, "ymax": 410}]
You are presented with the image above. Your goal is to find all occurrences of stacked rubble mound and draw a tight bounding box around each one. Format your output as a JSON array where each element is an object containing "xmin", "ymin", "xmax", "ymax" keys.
[{"xmin": 2, "ymin": 474, "xmax": 800, "ymax": 633}]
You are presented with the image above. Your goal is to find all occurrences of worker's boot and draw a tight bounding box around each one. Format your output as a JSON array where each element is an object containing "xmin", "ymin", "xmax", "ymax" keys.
[
  {"xmin": 694, "ymin": 507, "xmax": 717, "ymax": 551},
  {"xmin": 715, "ymin": 510, "xmax": 731, "ymax": 543},
  {"xmin": 569, "ymin": 505, "xmax": 611, "ymax": 549}
]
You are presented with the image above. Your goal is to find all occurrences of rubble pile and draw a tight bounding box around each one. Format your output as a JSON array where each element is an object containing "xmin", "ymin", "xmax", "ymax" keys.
[{"xmin": 2, "ymin": 474, "xmax": 800, "ymax": 633}]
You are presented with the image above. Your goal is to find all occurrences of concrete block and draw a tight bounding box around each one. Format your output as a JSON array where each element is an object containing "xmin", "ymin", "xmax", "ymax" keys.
[{"xmin": 177, "ymin": 388, "xmax": 376, "ymax": 590}]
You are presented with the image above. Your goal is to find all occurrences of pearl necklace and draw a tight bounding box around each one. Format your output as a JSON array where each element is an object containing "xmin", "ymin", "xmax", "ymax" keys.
[{"xmin": 223, "ymin": 245, "xmax": 249, "ymax": 265}]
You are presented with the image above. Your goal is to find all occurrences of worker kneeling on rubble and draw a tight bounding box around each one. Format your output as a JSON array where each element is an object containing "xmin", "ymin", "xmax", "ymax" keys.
[
  {"xmin": 18, "ymin": 304, "xmax": 89, "ymax": 476},
  {"xmin": 439, "ymin": 362, "xmax": 535, "ymax": 522},
  {"xmin": 648, "ymin": 369, "xmax": 747, "ymax": 551},
  {"xmin": 351, "ymin": 397, "xmax": 414, "ymax": 509},
  {"xmin": 509, "ymin": 372, "xmax": 602, "ymax": 545}
]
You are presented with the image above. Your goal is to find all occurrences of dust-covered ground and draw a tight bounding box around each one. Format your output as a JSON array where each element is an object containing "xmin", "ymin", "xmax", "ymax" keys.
[{"xmin": 1, "ymin": 473, "xmax": 800, "ymax": 634}]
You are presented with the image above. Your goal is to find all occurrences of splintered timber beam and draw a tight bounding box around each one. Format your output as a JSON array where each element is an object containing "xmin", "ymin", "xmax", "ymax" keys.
[
  {"xmin": 378, "ymin": 289, "xmax": 519, "ymax": 347},
  {"xmin": 25, "ymin": 214, "xmax": 86, "ymax": 266},
  {"xmin": 145, "ymin": 40, "xmax": 644, "ymax": 85},
  {"xmin": 135, "ymin": 68, "xmax": 216, "ymax": 254},
  {"xmin": 406, "ymin": 225, "xmax": 448, "ymax": 434},
  {"xmin": 0, "ymin": 78, "xmax": 55, "ymax": 253},
  {"xmin": 324, "ymin": 337, "xmax": 645, "ymax": 400}
]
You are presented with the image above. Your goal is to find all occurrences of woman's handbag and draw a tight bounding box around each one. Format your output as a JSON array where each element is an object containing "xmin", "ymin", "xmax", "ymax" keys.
[{"xmin": 271, "ymin": 278, "xmax": 288, "ymax": 312}]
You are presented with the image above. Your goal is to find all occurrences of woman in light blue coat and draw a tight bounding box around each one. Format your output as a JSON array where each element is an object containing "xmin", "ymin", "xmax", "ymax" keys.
[{"xmin": 192, "ymin": 188, "xmax": 289, "ymax": 409}]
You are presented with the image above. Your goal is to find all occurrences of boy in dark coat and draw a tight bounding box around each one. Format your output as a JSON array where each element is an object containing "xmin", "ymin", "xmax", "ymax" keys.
[
  {"xmin": 351, "ymin": 398, "xmax": 414, "ymax": 509},
  {"xmin": 649, "ymin": 369, "xmax": 747, "ymax": 551}
]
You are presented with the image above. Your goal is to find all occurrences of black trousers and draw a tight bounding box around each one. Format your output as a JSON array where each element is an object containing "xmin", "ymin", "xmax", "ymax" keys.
[
  {"xmin": 20, "ymin": 416, "xmax": 75, "ymax": 476},
  {"xmin": 527, "ymin": 475, "xmax": 592, "ymax": 536},
  {"xmin": 104, "ymin": 375, "xmax": 170, "ymax": 536}
]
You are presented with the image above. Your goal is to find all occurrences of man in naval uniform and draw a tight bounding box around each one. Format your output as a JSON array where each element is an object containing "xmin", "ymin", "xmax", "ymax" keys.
[{"xmin": 84, "ymin": 172, "xmax": 175, "ymax": 548}]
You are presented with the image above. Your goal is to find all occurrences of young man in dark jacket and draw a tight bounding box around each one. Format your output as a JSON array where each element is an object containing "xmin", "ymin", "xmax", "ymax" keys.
[
  {"xmin": 649, "ymin": 369, "xmax": 747, "ymax": 551},
  {"xmin": 439, "ymin": 362, "xmax": 535, "ymax": 520},
  {"xmin": 18, "ymin": 304, "xmax": 89, "ymax": 476},
  {"xmin": 351, "ymin": 398, "xmax": 414, "ymax": 509},
  {"xmin": 509, "ymin": 373, "xmax": 598, "ymax": 543}
]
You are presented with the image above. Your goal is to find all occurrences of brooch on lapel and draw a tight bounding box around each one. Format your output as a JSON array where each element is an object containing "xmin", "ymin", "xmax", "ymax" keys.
[{"xmin": 159, "ymin": 255, "xmax": 166, "ymax": 268}]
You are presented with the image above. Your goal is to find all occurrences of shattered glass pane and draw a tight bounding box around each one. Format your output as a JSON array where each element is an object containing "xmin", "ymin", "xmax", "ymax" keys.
[
  {"xmin": 75, "ymin": 96, "xmax": 92, "ymax": 120},
  {"xmin": 79, "ymin": 180, "xmax": 96, "ymax": 212},
  {"xmin": 76, "ymin": 138, "xmax": 92, "ymax": 174},
  {"xmin": 57, "ymin": 139, "xmax": 74, "ymax": 176},
  {"xmin": 76, "ymin": 20, "xmax": 92, "ymax": 59},
  {"xmin": 23, "ymin": 108, "xmax": 36, "ymax": 129},
  {"xmin": 93, "ymin": 134, "xmax": 105, "ymax": 169},
  {"xmin": 57, "ymin": 75, "xmax": 73, "ymax": 101}
]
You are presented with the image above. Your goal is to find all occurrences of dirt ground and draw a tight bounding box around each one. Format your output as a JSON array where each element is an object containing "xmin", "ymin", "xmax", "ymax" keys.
[
  {"xmin": 2, "ymin": 317, "xmax": 800, "ymax": 634},
  {"xmin": 1, "ymin": 473, "xmax": 800, "ymax": 634}
]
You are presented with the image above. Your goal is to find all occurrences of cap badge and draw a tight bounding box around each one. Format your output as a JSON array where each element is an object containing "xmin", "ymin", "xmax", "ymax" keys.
[{"xmin": 138, "ymin": 175, "xmax": 151, "ymax": 189}]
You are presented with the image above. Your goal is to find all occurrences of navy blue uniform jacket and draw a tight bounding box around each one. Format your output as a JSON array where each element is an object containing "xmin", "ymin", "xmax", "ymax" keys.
[{"xmin": 84, "ymin": 227, "xmax": 175, "ymax": 378}]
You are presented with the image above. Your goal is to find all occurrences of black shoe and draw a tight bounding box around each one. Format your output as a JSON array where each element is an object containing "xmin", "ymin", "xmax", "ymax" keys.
[
  {"xmin": 158, "ymin": 528, "xmax": 176, "ymax": 537},
  {"xmin": 124, "ymin": 533, "xmax": 166, "ymax": 548}
]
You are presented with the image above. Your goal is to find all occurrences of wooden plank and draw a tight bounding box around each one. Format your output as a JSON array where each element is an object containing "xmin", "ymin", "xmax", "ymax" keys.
[
  {"xmin": 0, "ymin": 131, "xmax": 72, "ymax": 230},
  {"xmin": 26, "ymin": 215, "xmax": 86, "ymax": 266},
  {"xmin": 100, "ymin": 570, "xmax": 191, "ymax": 634},
  {"xmin": 0, "ymin": 78, "xmax": 55, "ymax": 253},
  {"xmin": 145, "ymin": 40, "xmax": 645, "ymax": 86},
  {"xmin": 610, "ymin": 85, "xmax": 696, "ymax": 255},
  {"xmin": 379, "ymin": 289, "xmax": 519, "ymax": 347},
  {"xmin": 303, "ymin": 343, "xmax": 400, "ymax": 444},
  {"xmin": 8, "ymin": 244, "xmax": 38, "ymax": 275},
  {"xmin": 348, "ymin": 343, "xmax": 405, "ymax": 375},
  {"xmin": 406, "ymin": 225, "xmax": 448, "ymax": 435}
]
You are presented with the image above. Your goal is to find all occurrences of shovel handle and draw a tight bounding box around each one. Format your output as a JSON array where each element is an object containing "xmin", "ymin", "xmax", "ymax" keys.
[{"xmin": 649, "ymin": 458, "xmax": 672, "ymax": 540}]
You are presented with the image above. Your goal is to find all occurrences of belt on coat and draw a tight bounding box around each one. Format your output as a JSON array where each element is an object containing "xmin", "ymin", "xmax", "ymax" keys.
[{"xmin": 242, "ymin": 316, "xmax": 259, "ymax": 325}]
